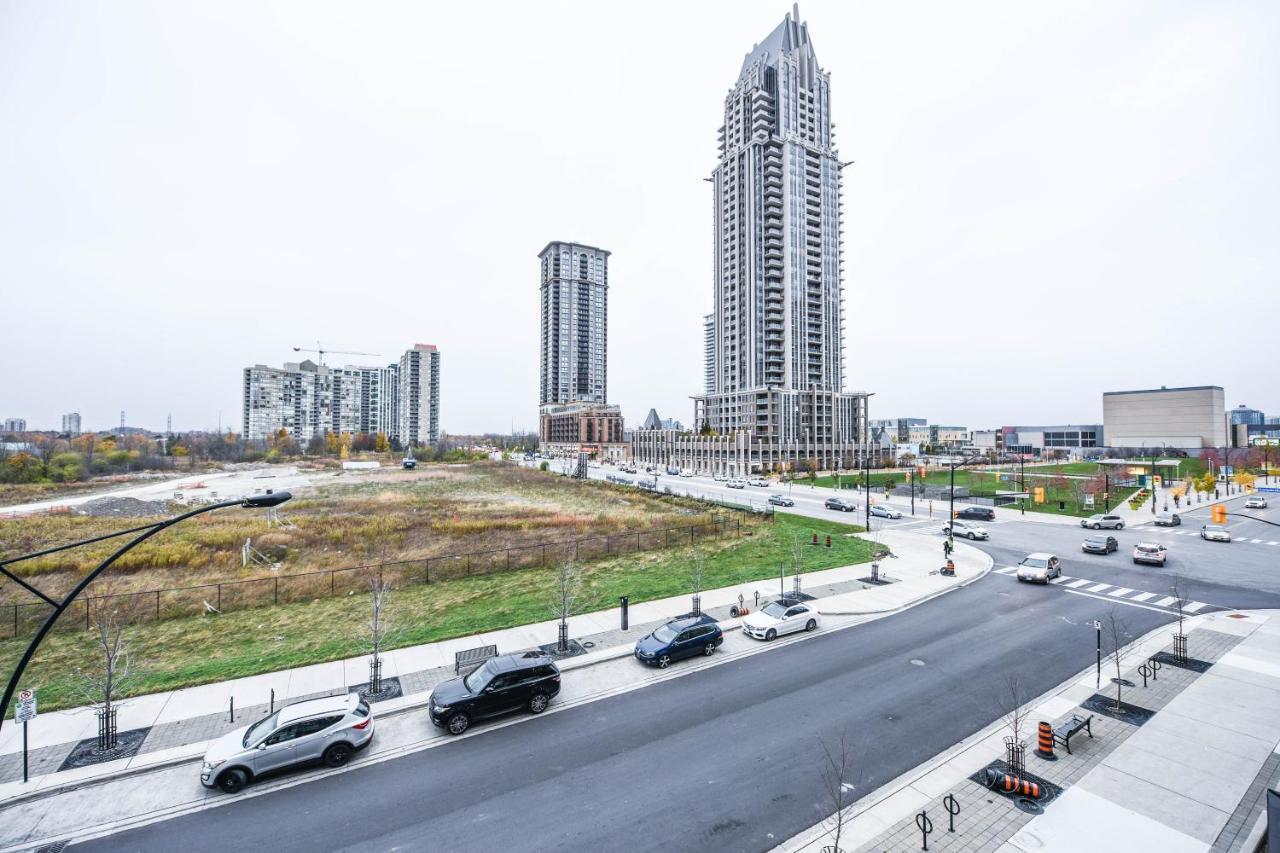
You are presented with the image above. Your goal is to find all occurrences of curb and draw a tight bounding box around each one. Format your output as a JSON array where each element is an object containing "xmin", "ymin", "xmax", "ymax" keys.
[
  {"xmin": 772, "ymin": 607, "xmax": 1261, "ymax": 853},
  {"xmin": 818, "ymin": 541, "xmax": 994, "ymax": 617}
]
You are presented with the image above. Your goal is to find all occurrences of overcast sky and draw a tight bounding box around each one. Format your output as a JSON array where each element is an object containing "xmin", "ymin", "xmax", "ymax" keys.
[{"xmin": 2, "ymin": 0, "xmax": 1276, "ymax": 435}]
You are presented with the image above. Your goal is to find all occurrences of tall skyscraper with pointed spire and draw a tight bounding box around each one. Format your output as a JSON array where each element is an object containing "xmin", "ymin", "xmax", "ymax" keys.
[{"xmin": 642, "ymin": 5, "xmax": 871, "ymax": 474}]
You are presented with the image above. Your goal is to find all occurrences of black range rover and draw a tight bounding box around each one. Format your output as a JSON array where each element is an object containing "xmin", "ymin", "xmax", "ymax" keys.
[{"xmin": 429, "ymin": 652, "xmax": 561, "ymax": 735}]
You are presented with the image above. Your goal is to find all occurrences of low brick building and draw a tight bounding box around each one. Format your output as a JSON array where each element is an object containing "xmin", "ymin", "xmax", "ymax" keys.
[{"xmin": 539, "ymin": 402, "xmax": 627, "ymax": 462}]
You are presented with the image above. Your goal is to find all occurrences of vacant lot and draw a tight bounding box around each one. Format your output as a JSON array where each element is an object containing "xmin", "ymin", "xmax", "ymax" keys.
[
  {"xmin": 0, "ymin": 463, "xmax": 724, "ymax": 606},
  {"xmin": 3, "ymin": 513, "xmax": 880, "ymax": 712}
]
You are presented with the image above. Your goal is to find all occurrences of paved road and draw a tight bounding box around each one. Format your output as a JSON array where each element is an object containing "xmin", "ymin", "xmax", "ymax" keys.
[{"xmin": 74, "ymin": 560, "xmax": 1280, "ymax": 853}]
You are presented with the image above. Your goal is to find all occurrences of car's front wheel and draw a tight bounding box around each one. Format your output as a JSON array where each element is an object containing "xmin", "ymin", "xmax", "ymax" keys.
[
  {"xmin": 805, "ymin": 619, "xmax": 817, "ymax": 632},
  {"xmin": 968, "ymin": 532, "xmax": 977, "ymax": 540},
  {"xmin": 656, "ymin": 654, "xmax": 671, "ymax": 669},
  {"xmin": 446, "ymin": 712, "xmax": 471, "ymax": 735},
  {"xmin": 765, "ymin": 629, "xmax": 777, "ymax": 641},
  {"xmin": 323, "ymin": 742, "xmax": 353, "ymax": 768},
  {"xmin": 217, "ymin": 768, "xmax": 248, "ymax": 794},
  {"xmin": 703, "ymin": 643, "xmax": 716, "ymax": 656},
  {"xmin": 1092, "ymin": 523, "xmax": 1101, "ymax": 530},
  {"xmin": 528, "ymin": 692, "xmax": 550, "ymax": 714},
  {"xmin": 1116, "ymin": 522, "xmax": 1124, "ymax": 529}
]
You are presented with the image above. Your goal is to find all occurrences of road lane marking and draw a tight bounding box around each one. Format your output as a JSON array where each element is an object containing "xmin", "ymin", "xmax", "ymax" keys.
[
  {"xmin": 1183, "ymin": 602, "xmax": 1207, "ymax": 613},
  {"xmin": 1060, "ymin": 587, "xmax": 1199, "ymax": 615},
  {"xmin": 1269, "ymin": 542, "xmax": 1279, "ymax": 546},
  {"xmin": 1107, "ymin": 587, "xmax": 1133, "ymax": 597},
  {"xmin": 1251, "ymin": 539, "xmax": 1264, "ymax": 544},
  {"xmin": 1065, "ymin": 579, "xmax": 1091, "ymax": 589},
  {"xmin": 995, "ymin": 567, "xmax": 1017, "ymax": 575},
  {"xmin": 1155, "ymin": 596, "xmax": 1178, "ymax": 607},
  {"xmin": 1087, "ymin": 583, "xmax": 1111, "ymax": 593},
  {"xmin": 1131, "ymin": 592, "xmax": 1156, "ymax": 602},
  {"xmin": 1050, "ymin": 576, "xmax": 1072, "ymax": 585}
]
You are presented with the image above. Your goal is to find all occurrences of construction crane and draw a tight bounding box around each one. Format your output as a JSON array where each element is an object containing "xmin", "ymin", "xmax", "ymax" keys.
[{"xmin": 292, "ymin": 341, "xmax": 378, "ymax": 366}]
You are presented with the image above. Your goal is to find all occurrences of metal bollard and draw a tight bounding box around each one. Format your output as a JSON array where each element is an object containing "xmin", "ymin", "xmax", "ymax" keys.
[
  {"xmin": 269, "ymin": 688, "xmax": 275, "ymax": 714},
  {"xmin": 916, "ymin": 810, "xmax": 933, "ymax": 851},
  {"xmin": 943, "ymin": 793, "xmax": 960, "ymax": 832},
  {"xmin": 620, "ymin": 596, "xmax": 629, "ymax": 631},
  {"xmin": 228, "ymin": 697, "xmax": 234, "ymax": 723}
]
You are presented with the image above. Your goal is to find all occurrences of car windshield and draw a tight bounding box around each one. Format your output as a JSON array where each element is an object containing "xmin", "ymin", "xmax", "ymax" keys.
[
  {"xmin": 1137, "ymin": 545, "xmax": 1160, "ymax": 553},
  {"xmin": 762, "ymin": 602, "xmax": 790, "ymax": 618},
  {"xmin": 652, "ymin": 624, "xmax": 678, "ymax": 643},
  {"xmin": 243, "ymin": 711, "xmax": 281, "ymax": 747},
  {"xmin": 1205, "ymin": 525, "xmax": 1226, "ymax": 533},
  {"xmin": 1085, "ymin": 538, "xmax": 1104, "ymax": 545},
  {"xmin": 1020, "ymin": 557, "xmax": 1048, "ymax": 569},
  {"xmin": 463, "ymin": 661, "xmax": 495, "ymax": 693}
]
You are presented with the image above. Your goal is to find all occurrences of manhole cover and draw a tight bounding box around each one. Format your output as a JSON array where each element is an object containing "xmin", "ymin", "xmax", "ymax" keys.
[
  {"xmin": 910, "ymin": 659, "xmax": 926, "ymax": 666},
  {"xmin": 1227, "ymin": 613, "xmax": 1248, "ymax": 620},
  {"xmin": 1015, "ymin": 797, "xmax": 1043, "ymax": 815},
  {"xmin": 582, "ymin": 641, "xmax": 595, "ymax": 648}
]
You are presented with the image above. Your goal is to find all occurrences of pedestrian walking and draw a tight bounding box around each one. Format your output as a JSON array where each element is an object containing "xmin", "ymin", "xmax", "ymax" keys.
[{"xmin": 943, "ymin": 538, "xmax": 954, "ymax": 560}]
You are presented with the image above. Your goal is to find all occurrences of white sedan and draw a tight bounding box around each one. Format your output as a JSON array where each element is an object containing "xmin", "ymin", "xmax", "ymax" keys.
[
  {"xmin": 742, "ymin": 600, "xmax": 819, "ymax": 640},
  {"xmin": 748, "ymin": 478, "xmax": 770, "ymax": 487},
  {"xmin": 869, "ymin": 504, "xmax": 902, "ymax": 519}
]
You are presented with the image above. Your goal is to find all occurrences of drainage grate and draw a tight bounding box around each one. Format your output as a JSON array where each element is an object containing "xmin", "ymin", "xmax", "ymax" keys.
[
  {"xmin": 1151, "ymin": 651, "xmax": 1213, "ymax": 674},
  {"xmin": 1081, "ymin": 693, "xmax": 1156, "ymax": 726},
  {"xmin": 35, "ymin": 842, "xmax": 69, "ymax": 853}
]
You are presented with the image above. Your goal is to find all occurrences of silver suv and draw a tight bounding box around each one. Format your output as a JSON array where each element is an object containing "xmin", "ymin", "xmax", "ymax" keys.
[
  {"xmin": 201, "ymin": 692, "xmax": 373, "ymax": 793},
  {"xmin": 1081, "ymin": 514, "xmax": 1125, "ymax": 530}
]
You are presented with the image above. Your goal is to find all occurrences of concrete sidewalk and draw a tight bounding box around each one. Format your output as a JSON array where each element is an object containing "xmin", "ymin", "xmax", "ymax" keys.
[
  {"xmin": 778, "ymin": 609, "xmax": 1280, "ymax": 853},
  {"xmin": 0, "ymin": 529, "xmax": 989, "ymax": 819},
  {"xmin": 1109, "ymin": 482, "xmax": 1254, "ymax": 527}
]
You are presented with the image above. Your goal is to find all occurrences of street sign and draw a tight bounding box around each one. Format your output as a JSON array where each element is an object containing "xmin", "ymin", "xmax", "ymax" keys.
[
  {"xmin": 1259, "ymin": 487, "xmax": 1280, "ymax": 493},
  {"xmin": 1224, "ymin": 466, "xmax": 1234, "ymax": 476},
  {"xmin": 15, "ymin": 689, "xmax": 36, "ymax": 723}
]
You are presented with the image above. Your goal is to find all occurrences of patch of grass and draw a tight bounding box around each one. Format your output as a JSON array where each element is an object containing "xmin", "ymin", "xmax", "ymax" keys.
[{"xmin": 1, "ymin": 514, "xmax": 878, "ymax": 713}]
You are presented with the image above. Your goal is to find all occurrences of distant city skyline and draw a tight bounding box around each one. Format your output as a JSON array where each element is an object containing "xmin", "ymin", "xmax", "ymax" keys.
[{"xmin": 2, "ymin": 1, "xmax": 1276, "ymax": 434}]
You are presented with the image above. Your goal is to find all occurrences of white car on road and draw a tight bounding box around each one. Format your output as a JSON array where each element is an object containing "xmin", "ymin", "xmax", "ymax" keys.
[
  {"xmin": 679, "ymin": 470, "xmax": 694, "ymax": 478},
  {"xmin": 1016, "ymin": 553, "xmax": 1061, "ymax": 583},
  {"xmin": 1245, "ymin": 497, "xmax": 1268, "ymax": 509},
  {"xmin": 726, "ymin": 478, "xmax": 747, "ymax": 489},
  {"xmin": 742, "ymin": 600, "xmax": 819, "ymax": 640},
  {"xmin": 1200, "ymin": 524, "xmax": 1232, "ymax": 542},
  {"xmin": 869, "ymin": 504, "xmax": 902, "ymax": 519},
  {"xmin": 748, "ymin": 478, "xmax": 770, "ymax": 487},
  {"xmin": 942, "ymin": 520, "xmax": 989, "ymax": 540}
]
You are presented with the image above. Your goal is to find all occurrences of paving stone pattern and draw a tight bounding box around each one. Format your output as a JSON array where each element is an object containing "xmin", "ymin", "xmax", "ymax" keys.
[
  {"xmin": 1211, "ymin": 749, "xmax": 1280, "ymax": 852},
  {"xmin": 850, "ymin": 625, "xmax": 1246, "ymax": 853}
]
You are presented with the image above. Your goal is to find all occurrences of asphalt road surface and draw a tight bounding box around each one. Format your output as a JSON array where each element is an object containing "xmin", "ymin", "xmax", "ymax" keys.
[{"xmin": 75, "ymin": 555, "xmax": 1280, "ymax": 853}]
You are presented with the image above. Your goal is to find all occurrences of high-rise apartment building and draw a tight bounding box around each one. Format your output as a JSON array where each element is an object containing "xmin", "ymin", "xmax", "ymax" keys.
[
  {"xmin": 637, "ymin": 7, "xmax": 872, "ymax": 475},
  {"xmin": 539, "ymin": 242, "xmax": 609, "ymax": 407},
  {"xmin": 398, "ymin": 344, "xmax": 440, "ymax": 447},
  {"xmin": 703, "ymin": 313, "xmax": 716, "ymax": 396},
  {"xmin": 2, "ymin": 418, "xmax": 27, "ymax": 433},
  {"xmin": 61, "ymin": 412, "xmax": 82, "ymax": 436},
  {"xmin": 243, "ymin": 344, "xmax": 438, "ymax": 446}
]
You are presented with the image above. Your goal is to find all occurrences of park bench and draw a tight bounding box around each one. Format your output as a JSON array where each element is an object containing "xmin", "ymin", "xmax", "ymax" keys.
[
  {"xmin": 1053, "ymin": 713, "xmax": 1093, "ymax": 754},
  {"xmin": 455, "ymin": 644, "xmax": 498, "ymax": 675}
]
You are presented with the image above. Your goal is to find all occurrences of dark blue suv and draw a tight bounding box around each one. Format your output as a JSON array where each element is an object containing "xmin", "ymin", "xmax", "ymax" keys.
[{"xmin": 634, "ymin": 615, "xmax": 723, "ymax": 668}]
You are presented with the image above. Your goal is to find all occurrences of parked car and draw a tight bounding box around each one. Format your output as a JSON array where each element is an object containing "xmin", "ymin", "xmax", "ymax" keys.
[
  {"xmin": 1200, "ymin": 524, "xmax": 1232, "ymax": 543},
  {"xmin": 824, "ymin": 496, "xmax": 856, "ymax": 512},
  {"xmin": 726, "ymin": 478, "xmax": 747, "ymax": 489},
  {"xmin": 742, "ymin": 600, "xmax": 819, "ymax": 640},
  {"xmin": 712, "ymin": 473, "xmax": 728, "ymax": 482},
  {"xmin": 869, "ymin": 504, "xmax": 902, "ymax": 519},
  {"xmin": 1154, "ymin": 512, "xmax": 1181, "ymax": 527},
  {"xmin": 678, "ymin": 469, "xmax": 694, "ymax": 478},
  {"xmin": 429, "ymin": 653, "xmax": 561, "ymax": 736},
  {"xmin": 942, "ymin": 519, "xmax": 988, "ymax": 540},
  {"xmin": 201, "ymin": 693, "xmax": 373, "ymax": 794},
  {"xmin": 1133, "ymin": 542, "xmax": 1168, "ymax": 566},
  {"xmin": 748, "ymin": 478, "xmax": 770, "ymax": 487},
  {"xmin": 1081, "ymin": 535, "xmax": 1118, "ymax": 555},
  {"xmin": 955, "ymin": 506, "xmax": 995, "ymax": 521},
  {"xmin": 768, "ymin": 494, "xmax": 794, "ymax": 507},
  {"xmin": 1016, "ymin": 553, "xmax": 1062, "ymax": 584},
  {"xmin": 1245, "ymin": 497, "xmax": 1268, "ymax": 509},
  {"xmin": 1081, "ymin": 514, "xmax": 1125, "ymax": 530},
  {"xmin": 634, "ymin": 615, "xmax": 723, "ymax": 668},
  {"xmin": 665, "ymin": 467, "xmax": 680, "ymax": 475}
]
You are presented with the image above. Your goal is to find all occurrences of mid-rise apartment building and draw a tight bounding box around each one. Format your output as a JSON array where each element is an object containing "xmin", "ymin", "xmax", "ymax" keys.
[
  {"xmin": 61, "ymin": 412, "xmax": 82, "ymax": 436},
  {"xmin": 243, "ymin": 344, "xmax": 439, "ymax": 446},
  {"xmin": 398, "ymin": 344, "xmax": 440, "ymax": 447}
]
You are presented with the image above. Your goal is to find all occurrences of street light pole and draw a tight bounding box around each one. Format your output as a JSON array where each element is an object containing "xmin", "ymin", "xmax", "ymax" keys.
[
  {"xmin": 1019, "ymin": 454, "xmax": 1025, "ymax": 516},
  {"xmin": 864, "ymin": 448, "xmax": 871, "ymax": 532},
  {"xmin": 0, "ymin": 491, "xmax": 292, "ymax": 739},
  {"xmin": 1094, "ymin": 619, "xmax": 1102, "ymax": 689}
]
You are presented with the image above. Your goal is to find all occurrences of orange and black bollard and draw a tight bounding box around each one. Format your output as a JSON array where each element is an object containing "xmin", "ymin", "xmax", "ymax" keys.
[
  {"xmin": 812, "ymin": 533, "xmax": 819, "ymax": 545},
  {"xmin": 1036, "ymin": 721, "xmax": 1056, "ymax": 760},
  {"xmin": 825, "ymin": 534, "xmax": 831, "ymax": 548}
]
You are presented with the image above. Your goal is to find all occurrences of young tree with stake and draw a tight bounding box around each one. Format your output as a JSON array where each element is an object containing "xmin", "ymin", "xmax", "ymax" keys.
[
  {"xmin": 74, "ymin": 593, "xmax": 140, "ymax": 752},
  {"xmin": 818, "ymin": 729, "xmax": 859, "ymax": 853},
  {"xmin": 550, "ymin": 560, "xmax": 581, "ymax": 654}
]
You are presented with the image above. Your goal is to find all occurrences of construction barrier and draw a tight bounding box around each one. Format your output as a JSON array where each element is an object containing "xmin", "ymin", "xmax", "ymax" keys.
[
  {"xmin": 981, "ymin": 768, "xmax": 1041, "ymax": 799},
  {"xmin": 1036, "ymin": 721, "xmax": 1055, "ymax": 759}
]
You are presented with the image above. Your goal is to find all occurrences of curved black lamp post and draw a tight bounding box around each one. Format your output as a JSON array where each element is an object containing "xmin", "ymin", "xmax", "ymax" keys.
[{"xmin": 0, "ymin": 491, "xmax": 291, "ymax": 737}]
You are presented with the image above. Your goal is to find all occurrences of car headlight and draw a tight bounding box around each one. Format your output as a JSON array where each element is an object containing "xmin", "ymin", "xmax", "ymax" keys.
[
  {"xmin": 433, "ymin": 704, "xmax": 451, "ymax": 714},
  {"xmin": 204, "ymin": 759, "xmax": 225, "ymax": 772}
]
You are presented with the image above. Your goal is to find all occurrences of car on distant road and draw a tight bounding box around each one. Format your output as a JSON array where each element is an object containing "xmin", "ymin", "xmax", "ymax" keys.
[
  {"xmin": 634, "ymin": 615, "xmax": 723, "ymax": 668},
  {"xmin": 1200, "ymin": 524, "xmax": 1232, "ymax": 543},
  {"xmin": 748, "ymin": 478, "xmax": 770, "ymax": 487},
  {"xmin": 942, "ymin": 519, "xmax": 988, "ymax": 540},
  {"xmin": 1081, "ymin": 535, "xmax": 1118, "ymax": 555},
  {"xmin": 201, "ymin": 692, "xmax": 373, "ymax": 794},
  {"xmin": 679, "ymin": 469, "xmax": 694, "ymax": 478},
  {"xmin": 955, "ymin": 506, "xmax": 995, "ymax": 521},
  {"xmin": 1016, "ymin": 553, "xmax": 1061, "ymax": 584},
  {"xmin": 726, "ymin": 478, "xmax": 747, "ymax": 489},
  {"xmin": 712, "ymin": 473, "xmax": 727, "ymax": 482},
  {"xmin": 768, "ymin": 494, "xmax": 795, "ymax": 507},
  {"xmin": 1132, "ymin": 542, "xmax": 1168, "ymax": 566},
  {"xmin": 1081, "ymin": 514, "xmax": 1125, "ymax": 530},
  {"xmin": 824, "ymin": 496, "xmax": 856, "ymax": 512},
  {"xmin": 1245, "ymin": 497, "xmax": 1268, "ymax": 509},
  {"xmin": 742, "ymin": 600, "xmax": 819, "ymax": 640},
  {"xmin": 429, "ymin": 653, "xmax": 561, "ymax": 736},
  {"xmin": 1154, "ymin": 512, "xmax": 1181, "ymax": 527},
  {"xmin": 869, "ymin": 504, "xmax": 902, "ymax": 519}
]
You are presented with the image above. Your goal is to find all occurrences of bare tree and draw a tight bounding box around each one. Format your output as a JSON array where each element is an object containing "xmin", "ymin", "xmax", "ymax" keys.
[
  {"xmin": 689, "ymin": 547, "xmax": 705, "ymax": 617},
  {"xmin": 818, "ymin": 730, "xmax": 859, "ymax": 853},
  {"xmin": 364, "ymin": 573, "xmax": 396, "ymax": 696},
  {"xmin": 74, "ymin": 594, "xmax": 140, "ymax": 752},
  {"xmin": 995, "ymin": 671, "xmax": 1030, "ymax": 773},
  {"xmin": 550, "ymin": 560, "xmax": 581, "ymax": 654},
  {"xmin": 1103, "ymin": 607, "xmax": 1133, "ymax": 710},
  {"xmin": 1169, "ymin": 573, "xmax": 1188, "ymax": 638}
]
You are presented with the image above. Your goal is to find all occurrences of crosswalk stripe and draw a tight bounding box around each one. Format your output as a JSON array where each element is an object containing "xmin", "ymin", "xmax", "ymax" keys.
[
  {"xmin": 1107, "ymin": 587, "xmax": 1133, "ymax": 597},
  {"xmin": 1087, "ymin": 583, "xmax": 1111, "ymax": 593},
  {"xmin": 1269, "ymin": 542, "xmax": 1279, "ymax": 546},
  {"xmin": 1049, "ymin": 576, "xmax": 1072, "ymax": 585},
  {"xmin": 1155, "ymin": 596, "xmax": 1178, "ymax": 607},
  {"xmin": 1183, "ymin": 602, "xmax": 1207, "ymax": 613},
  {"xmin": 1066, "ymin": 579, "xmax": 1091, "ymax": 589},
  {"xmin": 1131, "ymin": 592, "xmax": 1156, "ymax": 602},
  {"xmin": 995, "ymin": 566, "xmax": 1017, "ymax": 575},
  {"xmin": 1251, "ymin": 539, "xmax": 1264, "ymax": 544}
]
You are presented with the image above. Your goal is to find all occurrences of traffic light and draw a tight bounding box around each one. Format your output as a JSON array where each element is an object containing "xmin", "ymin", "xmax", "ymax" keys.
[
  {"xmin": 1211, "ymin": 504, "xmax": 1227, "ymax": 524},
  {"xmin": 1034, "ymin": 487, "xmax": 1045, "ymax": 504}
]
